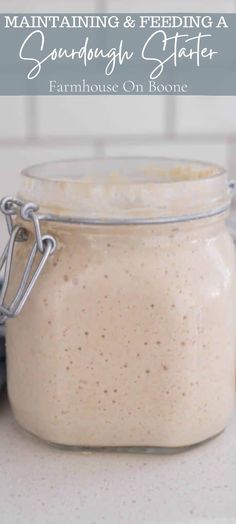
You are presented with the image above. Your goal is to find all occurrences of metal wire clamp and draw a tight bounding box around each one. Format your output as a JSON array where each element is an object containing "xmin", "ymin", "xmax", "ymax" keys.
[{"xmin": 0, "ymin": 197, "xmax": 57, "ymax": 324}]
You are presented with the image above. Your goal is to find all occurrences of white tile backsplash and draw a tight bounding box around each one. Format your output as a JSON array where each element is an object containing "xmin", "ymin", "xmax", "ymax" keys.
[
  {"xmin": 0, "ymin": 0, "xmax": 95, "ymax": 12},
  {"xmin": 107, "ymin": 0, "xmax": 235, "ymax": 12},
  {"xmin": 38, "ymin": 96, "xmax": 165, "ymax": 137},
  {"xmin": 104, "ymin": 141, "xmax": 229, "ymax": 169},
  {"xmin": 176, "ymin": 97, "xmax": 236, "ymax": 135},
  {"xmin": 0, "ymin": 0, "xmax": 234, "ymax": 12},
  {"xmin": 0, "ymin": 98, "xmax": 26, "ymax": 138}
]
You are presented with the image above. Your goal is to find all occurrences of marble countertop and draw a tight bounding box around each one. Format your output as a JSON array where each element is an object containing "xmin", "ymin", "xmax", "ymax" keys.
[{"xmin": 0, "ymin": 391, "xmax": 236, "ymax": 524}]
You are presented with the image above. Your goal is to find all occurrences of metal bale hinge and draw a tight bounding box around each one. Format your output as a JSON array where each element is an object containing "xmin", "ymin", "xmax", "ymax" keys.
[{"xmin": 0, "ymin": 197, "xmax": 57, "ymax": 324}]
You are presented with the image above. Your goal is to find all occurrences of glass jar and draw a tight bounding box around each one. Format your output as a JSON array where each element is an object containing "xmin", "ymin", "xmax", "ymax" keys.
[{"xmin": 1, "ymin": 158, "xmax": 236, "ymax": 449}]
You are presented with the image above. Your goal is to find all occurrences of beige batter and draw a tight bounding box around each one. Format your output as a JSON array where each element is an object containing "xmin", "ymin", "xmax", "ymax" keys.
[{"xmin": 6, "ymin": 214, "xmax": 236, "ymax": 447}]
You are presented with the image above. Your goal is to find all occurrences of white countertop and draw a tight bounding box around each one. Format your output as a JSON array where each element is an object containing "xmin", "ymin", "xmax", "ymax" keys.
[{"xmin": 0, "ymin": 391, "xmax": 236, "ymax": 524}]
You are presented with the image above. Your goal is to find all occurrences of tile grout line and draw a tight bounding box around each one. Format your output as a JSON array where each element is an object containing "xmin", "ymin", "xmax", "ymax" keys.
[
  {"xmin": 96, "ymin": 0, "xmax": 108, "ymax": 12},
  {"xmin": 0, "ymin": 134, "xmax": 235, "ymax": 147},
  {"xmin": 24, "ymin": 97, "xmax": 39, "ymax": 142},
  {"xmin": 164, "ymin": 96, "xmax": 177, "ymax": 138},
  {"xmin": 93, "ymin": 138, "xmax": 106, "ymax": 157}
]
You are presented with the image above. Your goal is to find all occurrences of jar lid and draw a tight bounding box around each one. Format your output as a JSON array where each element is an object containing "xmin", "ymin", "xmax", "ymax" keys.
[{"xmin": 19, "ymin": 157, "xmax": 230, "ymax": 223}]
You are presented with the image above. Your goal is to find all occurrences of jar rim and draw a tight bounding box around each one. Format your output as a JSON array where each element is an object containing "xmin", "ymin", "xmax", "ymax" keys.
[
  {"xmin": 18, "ymin": 157, "xmax": 231, "ymax": 224},
  {"xmin": 21, "ymin": 156, "xmax": 226, "ymax": 185}
]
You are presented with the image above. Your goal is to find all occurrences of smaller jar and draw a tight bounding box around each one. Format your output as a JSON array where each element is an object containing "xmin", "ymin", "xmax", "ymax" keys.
[{"xmin": 1, "ymin": 158, "xmax": 236, "ymax": 449}]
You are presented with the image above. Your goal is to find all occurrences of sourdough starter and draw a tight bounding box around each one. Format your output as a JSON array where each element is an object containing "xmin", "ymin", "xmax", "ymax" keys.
[{"xmin": 6, "ymin": 218, "xmax": 236, "ymax": 447}]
